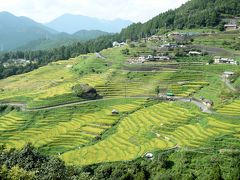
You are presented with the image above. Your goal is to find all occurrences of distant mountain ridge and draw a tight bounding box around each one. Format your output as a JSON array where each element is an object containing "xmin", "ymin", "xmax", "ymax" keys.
[
  {"xmin": 0, "ymin": 12, "xmax": 131, "ymax": 51},
  {"xmin": 0, "ymin": 11, "xmax": 57, "ymax": 51},
  {"xmin": 45, "ymin": 14, "xmax": 133, "ymax": 34},
  {"xmin": 16, "ymin": 30, "xmax": 110, "ymax": 51},
  {"xmin": 0, "ymin": 11, "xmax": 56, "ymax": 33}
]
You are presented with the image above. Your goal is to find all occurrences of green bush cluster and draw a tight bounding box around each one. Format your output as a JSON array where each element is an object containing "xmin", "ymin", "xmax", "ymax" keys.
[{"xmin": 1, "ymin": 144, "xmax": 239, "ymax": 180}]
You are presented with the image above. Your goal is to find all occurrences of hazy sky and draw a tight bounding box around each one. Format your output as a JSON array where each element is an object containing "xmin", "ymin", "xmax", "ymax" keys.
[{"xmin": 0, "ymin": 0, "xmax": 188, "ymax": 23}]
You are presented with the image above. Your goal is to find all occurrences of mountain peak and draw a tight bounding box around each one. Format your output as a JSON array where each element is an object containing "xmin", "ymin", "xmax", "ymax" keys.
[
  {"xmin": 0, "ymin": 11, "xmax": 14, "ymax": 16},
  {"xmin": 46, "ymin": 14, "xmax": 133, "ymax": 34},
  {"xmin": 0, "ymin": 11, "xmax": 57, "ymax": 51}
]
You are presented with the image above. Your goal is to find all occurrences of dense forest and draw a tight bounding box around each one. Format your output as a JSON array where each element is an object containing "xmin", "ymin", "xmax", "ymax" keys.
[
  {"xmin": 1, "ymin": 0, "xmax": 240, "ymax": 79},
  {"xmin": 0, "ymin": 143, "xmax": 239, "ymax": 180},
  {"xmin": 119, "ymin": 0, "xmax": 240, "ymax": 40}
]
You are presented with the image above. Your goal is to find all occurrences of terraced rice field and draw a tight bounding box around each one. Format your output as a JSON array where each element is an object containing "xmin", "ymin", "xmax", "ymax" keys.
[
  {"xmin": 0, "ymin": 98, "xmax": 146, "ymax": 155},
  {"xmin": 217, "ymin": 99, "xmax": 240, "ymax": 116},
  {"xmin": 94, "ymin": 70, "xmax": 209, "ymax": 98},
  {"xmin": 0, "ymin": 111, "xmax": 27, "ymax": 131},
  {"xmin": 93, "ymin": 71, "xmax": 169, "ymax": 97},
  {"xmin": 0, "ymin": 59, "xmax": 79, "ymax": 104},
  {"xmin": 78, "ymin": 70, "xmax": 113, "ymax": 87},
  {"xmin": 96, "ymin": 82, "xmax": 153, "ymax": 97},
  {"xmin": 62, "ymin": 102, "xmax": 240, "ymax": 166},
  {"xmin": 170, "ymin": 82, "xmax": 209, "ymax": 97}
]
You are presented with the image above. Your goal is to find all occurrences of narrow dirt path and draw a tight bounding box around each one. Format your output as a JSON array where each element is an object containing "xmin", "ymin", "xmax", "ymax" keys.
[{"xmin": 95, "ymin": 52, "xmax": 106, "ymax": 59}]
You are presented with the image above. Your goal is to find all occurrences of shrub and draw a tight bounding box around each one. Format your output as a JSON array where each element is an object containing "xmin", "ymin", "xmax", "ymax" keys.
[
  {"xmin": 72, "ymin": 84, "xmax": 100, "ymax": 99},
  {"xmin": 121, "ymin": 48, "xmax": 130, "ymax": 55}
]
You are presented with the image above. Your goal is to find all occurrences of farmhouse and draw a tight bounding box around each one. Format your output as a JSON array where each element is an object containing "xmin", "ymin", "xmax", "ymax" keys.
[
  {"xmin": 148, "ymin": 35, "xmax": 162, "ymax": 41},
  {"xmin": 3, "ymin": 59, "xmax": 31, "ymax": 68},
  {"xmin": 113, "ymin": 41, "xmax": 126, "ymax": 47},
  {"xmin": 146, "ymin": 55, "xmax": 171, "ymax": 61},
  {"xmin": 214, "ymin": 56, "xmax": 237, "ymax": 65},
  {"xmin": 138, "ymin": 56, "xmax": 147, "ymax": 62},
  {"xmin": 223, "ymin": 71, "xmax": 235, "ymax": 78},
  {"xmin": 161, "ymin": 43, "xmax": 178, "ymax": 48},
  {"xmin": 188, "ymin": 51, "xmax": 202, "ymax": 56},
  {"xmin": 168, "ymin": 32, "xmax": 181, "ymax": 38},
  {"xmin": 156, "ymin": 56, "xmax": 170, "ymax": 61},
  {"xmin": 128, "ymin": 56, "xmax": 147, "ymax": 64},
  {"xmin": 224, "ymin": 24, "xmax": 238, "ymax": 31}
]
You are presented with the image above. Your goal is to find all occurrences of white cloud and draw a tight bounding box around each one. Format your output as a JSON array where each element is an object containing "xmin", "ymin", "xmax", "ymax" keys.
[{"xmin": 0, "ymin": 0, "xmax": 188, "ymax": 23}]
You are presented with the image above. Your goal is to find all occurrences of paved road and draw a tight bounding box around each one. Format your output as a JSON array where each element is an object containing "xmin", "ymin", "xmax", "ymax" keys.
[
  {"xmin": 8, "ymin": 97, "xmax": 148, "ymax": 112},
  {"xmin": 0, "ymin": 96, "xmax": 213, "ymax": 114},
  {"xmin": 178, "ymin": 98, "xmax": 213, "ymax": 114}
]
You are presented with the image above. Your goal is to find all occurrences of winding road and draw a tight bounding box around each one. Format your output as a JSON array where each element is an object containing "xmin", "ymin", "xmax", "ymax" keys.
[
  {"xmin": 178, "ymin": 98, "xmax": 213, "ymax": 113},
  {"xmin": 0, "ymin": 96, "xmax": 213, "ymax": 114}
]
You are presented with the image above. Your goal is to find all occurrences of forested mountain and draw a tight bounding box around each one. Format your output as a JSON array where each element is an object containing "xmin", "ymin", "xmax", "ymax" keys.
[
  {"xmin": 0, "ymin": 12, "xmax": 57, "ymax": 51},
  {"xmin": 45, "ymin": 14, "xmax": 133, "ymax": 33},
  {"xmin": 119, "ymin": 0, "xmax": 240, "ymax": 40},
  {"xmin": 0, "ymin": 12, "xmax": 112, "ymax": 51},
  {"xmin": 16, "ymin": 30, "xmax": 110, "ymax": 51}
]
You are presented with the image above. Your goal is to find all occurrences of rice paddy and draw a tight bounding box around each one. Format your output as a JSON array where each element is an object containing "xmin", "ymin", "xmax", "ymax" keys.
[
  {"xmin": 0, "ymin": 98, "xmax": 146, "ymax": 155},
  {"xmin": 62, "ymin": 102, "xmax": 240, "ymax": 166},
  {"xmin": 217, "ymin": 99, "xmax": 240, "ymax": 116}
]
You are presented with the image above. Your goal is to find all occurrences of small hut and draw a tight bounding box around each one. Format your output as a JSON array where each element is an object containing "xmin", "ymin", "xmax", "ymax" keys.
[
  {"xmin": 145, "ymin": 152, "xmax": 154, "ymax": 160},
  {"xmin": 223, "ymin": 71, "xmax": 234, "ymax": 78},
  {"xmin": 112, "ymin": 109, "xmax": 119, "ymax": 115}
]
